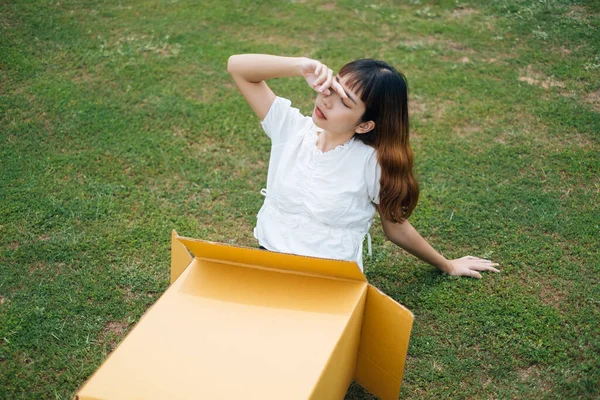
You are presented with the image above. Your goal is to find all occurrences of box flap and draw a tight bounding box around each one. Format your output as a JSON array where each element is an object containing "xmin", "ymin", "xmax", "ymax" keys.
[
  {"xmin": 354, "ymin": 285, "xmax": 414, "ymax": 400},
  {"xmin": 177, "ymin": 235, "xmax": 366, "ymax": 282},
  {"xmin": 170, "ymin": 230, "xmax": 192, "ymax": 283}
]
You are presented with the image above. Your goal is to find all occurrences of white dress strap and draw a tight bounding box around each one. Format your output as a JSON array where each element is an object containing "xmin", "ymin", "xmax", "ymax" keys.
[{"xmin": 260, "ymin": 188, "xmax": 267, "ymax": 197}]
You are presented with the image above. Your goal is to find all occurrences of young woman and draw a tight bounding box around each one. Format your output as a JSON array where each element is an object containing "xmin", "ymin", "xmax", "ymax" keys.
[{"xmin": 227, "ymin": 54, "xmax": 499, "ymax": 278}]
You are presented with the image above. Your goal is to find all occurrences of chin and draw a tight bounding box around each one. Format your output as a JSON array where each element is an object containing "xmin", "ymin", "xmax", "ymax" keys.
[{"xmin": 311, "ymin": 113, "xmax": 326, "ymax": 129}]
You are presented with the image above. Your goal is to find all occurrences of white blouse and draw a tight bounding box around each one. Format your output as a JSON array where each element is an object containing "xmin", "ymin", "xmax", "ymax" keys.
[{"xmin": 254, "ymin": 97, "xmax": 381, "ymax": 270}]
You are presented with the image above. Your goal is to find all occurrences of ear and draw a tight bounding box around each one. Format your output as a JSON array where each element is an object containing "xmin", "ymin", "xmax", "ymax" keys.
[{"xmin": 355, "ymin": 120, "xmax": 375, "ymax": 135}]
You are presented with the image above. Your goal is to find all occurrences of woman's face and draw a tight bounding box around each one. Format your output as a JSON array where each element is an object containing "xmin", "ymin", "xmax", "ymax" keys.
[{"xmin": 311, "ymin": 74, "xmax": 368, "ymax": 136}]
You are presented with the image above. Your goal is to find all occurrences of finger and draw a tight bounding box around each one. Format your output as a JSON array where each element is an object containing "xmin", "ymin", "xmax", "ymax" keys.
[
  {"xmin": 476, "ymin": 259, "xmax": 497, "ymax": 264},
  {"xmin": 471, "ymin": 259, "xmax": 498, "ymax": 266},
  {"xmin": 468, "ymin": 260, "xmax": 500, "ymax": 270},
  {"xmin": 467, "ymin": 257, "xmax": 498, "ymax": 265},
  {"xmin": 470, "ymin": 270, "xmax": 482, "ymax": 279},
  {"xmin": 316, "ymin": 68, "xmax": 333, "ymax": 93},
  {"xmin": 472, "ymin": 265, "xmax": 500, "ymax": 273},
  {"xmin": 311, "ymin": 64, "xmax": 323, "ymax": 88},
  {"xmin": 322, "ymin": 68, "xmax": 334, "ymax": 92},
  {"xmin": 314, "ymin": 63, "xmax": 323, "ymax": 78},
  {"xmin": 473, "ymin": 260, "xmax": 500, "ymax": 269},
  {"xmin": 314, "ymin": 65, "xmax": 329, "ymax": 89},
  {"xmin": 331, "ymin": 80, "xmax": 348, "ymax": 99}
]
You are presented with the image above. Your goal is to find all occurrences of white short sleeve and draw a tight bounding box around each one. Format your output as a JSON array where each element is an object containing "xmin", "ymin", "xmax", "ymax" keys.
[
  {"xmin": 261, "ymin": 97, "xmax": 313, "ymax": 145},
  {"xmin": 365, "ymin": 150, "xmax": 381, "ymax": 204}
]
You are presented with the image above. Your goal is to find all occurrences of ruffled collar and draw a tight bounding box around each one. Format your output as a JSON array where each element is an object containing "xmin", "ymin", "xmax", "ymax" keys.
[{"xmin": 312, "ymin": 129, "xmax": 355, "ymax": 155}]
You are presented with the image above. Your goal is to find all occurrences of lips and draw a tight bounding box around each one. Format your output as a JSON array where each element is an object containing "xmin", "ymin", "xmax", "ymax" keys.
[{"xmin": 315, "ymin": 106, "xmax": 327, "ymax": 120}]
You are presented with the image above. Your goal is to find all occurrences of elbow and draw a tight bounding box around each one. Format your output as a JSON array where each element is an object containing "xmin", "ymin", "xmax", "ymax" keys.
[
  {"xmin": 380, "ymin": 218, "xmax": 406, "ymax": 246},
  {"xmin": 380, "ymin": 222, "xmax": 393, "ymax": 242},
  {"xmin": 227, "ymin": 54, "xmax": 241, "ymax": 75},
  {"xmin": 382, "ymin": 228, "xmax": 395, "ymax": 244},
  {"xmin": 226, "ymin": 55, "xmax": 235, "ymax": 75}
]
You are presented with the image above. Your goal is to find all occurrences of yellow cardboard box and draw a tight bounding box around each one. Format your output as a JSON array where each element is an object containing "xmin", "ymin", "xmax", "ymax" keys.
[{"xmin": 75, "ymin": 231, "xmax": 414, "ymax": 400}]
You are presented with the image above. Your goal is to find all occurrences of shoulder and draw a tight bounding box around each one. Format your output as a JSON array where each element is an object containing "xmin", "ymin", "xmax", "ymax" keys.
[
  {"xmin": 263, "ymin": 96, "xmax": 291, "ymax": 116},
  {"xmin": 261, "ymin": 97, "xmax": 315, "ymax": 143},
  {"xmin": 262, "ymin": 97, "xmax": 311, "ymax": 124},
  {"xmin": 352, "ymin": 139, "xmax": 378, "ymax": 162}
]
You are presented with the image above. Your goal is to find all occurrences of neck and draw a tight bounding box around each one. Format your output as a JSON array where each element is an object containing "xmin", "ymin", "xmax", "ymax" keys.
[{"xmin": 316, "ymin": 130, "xmax": 355, "ymax": 152}]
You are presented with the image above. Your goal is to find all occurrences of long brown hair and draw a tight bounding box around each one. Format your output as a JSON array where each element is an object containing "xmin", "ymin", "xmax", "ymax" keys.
[{"xmin": 339, "ymin": 59, "xmax": 419, "ymax": 223}]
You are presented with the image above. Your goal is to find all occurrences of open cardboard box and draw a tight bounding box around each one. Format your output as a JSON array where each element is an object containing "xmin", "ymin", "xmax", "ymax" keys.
[{"xmin": 75, "ymin": 231, "xmax": 414, "ymax": 400}]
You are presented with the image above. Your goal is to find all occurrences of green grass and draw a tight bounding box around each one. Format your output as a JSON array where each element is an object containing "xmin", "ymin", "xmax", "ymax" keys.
[{"xmin": 1, "ymin": 0, "xmax": 598, "ymax": 398}]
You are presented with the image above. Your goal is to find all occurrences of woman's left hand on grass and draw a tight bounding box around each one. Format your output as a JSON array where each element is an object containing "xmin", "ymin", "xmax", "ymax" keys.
[{"xmin": 446, "ymin": 256, "xmax": 500, "ymax": 279}]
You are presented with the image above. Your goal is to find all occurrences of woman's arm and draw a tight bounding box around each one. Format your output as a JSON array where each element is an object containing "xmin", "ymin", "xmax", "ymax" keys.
[
  {"xmin": 380, "ymin": 215, "xmax": 499, "ymax": 278},
  {"xmin": 227, "ymin": 54, "xmax": 346, "ymax": 120}
]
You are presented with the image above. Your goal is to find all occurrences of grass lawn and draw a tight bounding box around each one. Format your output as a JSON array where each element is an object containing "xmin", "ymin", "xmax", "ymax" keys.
[{"xmin": 1, "ymin": 0, "xmax": 599, "ymax": 398}]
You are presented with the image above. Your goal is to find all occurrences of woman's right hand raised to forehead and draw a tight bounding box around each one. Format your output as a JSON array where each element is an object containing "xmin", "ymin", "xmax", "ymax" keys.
[
  {"xmin": 227, "ymin": 54, "xmax": 348, "ymax": 120},
  {"xmin": 299, "ymin": 58, "xmax": 348, "ymax": 99}
]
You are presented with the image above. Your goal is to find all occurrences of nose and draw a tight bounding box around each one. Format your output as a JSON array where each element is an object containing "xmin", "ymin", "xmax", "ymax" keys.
[{"xmin": 322, "ymin": 94, "xmax": 332, "ymax": 109}]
